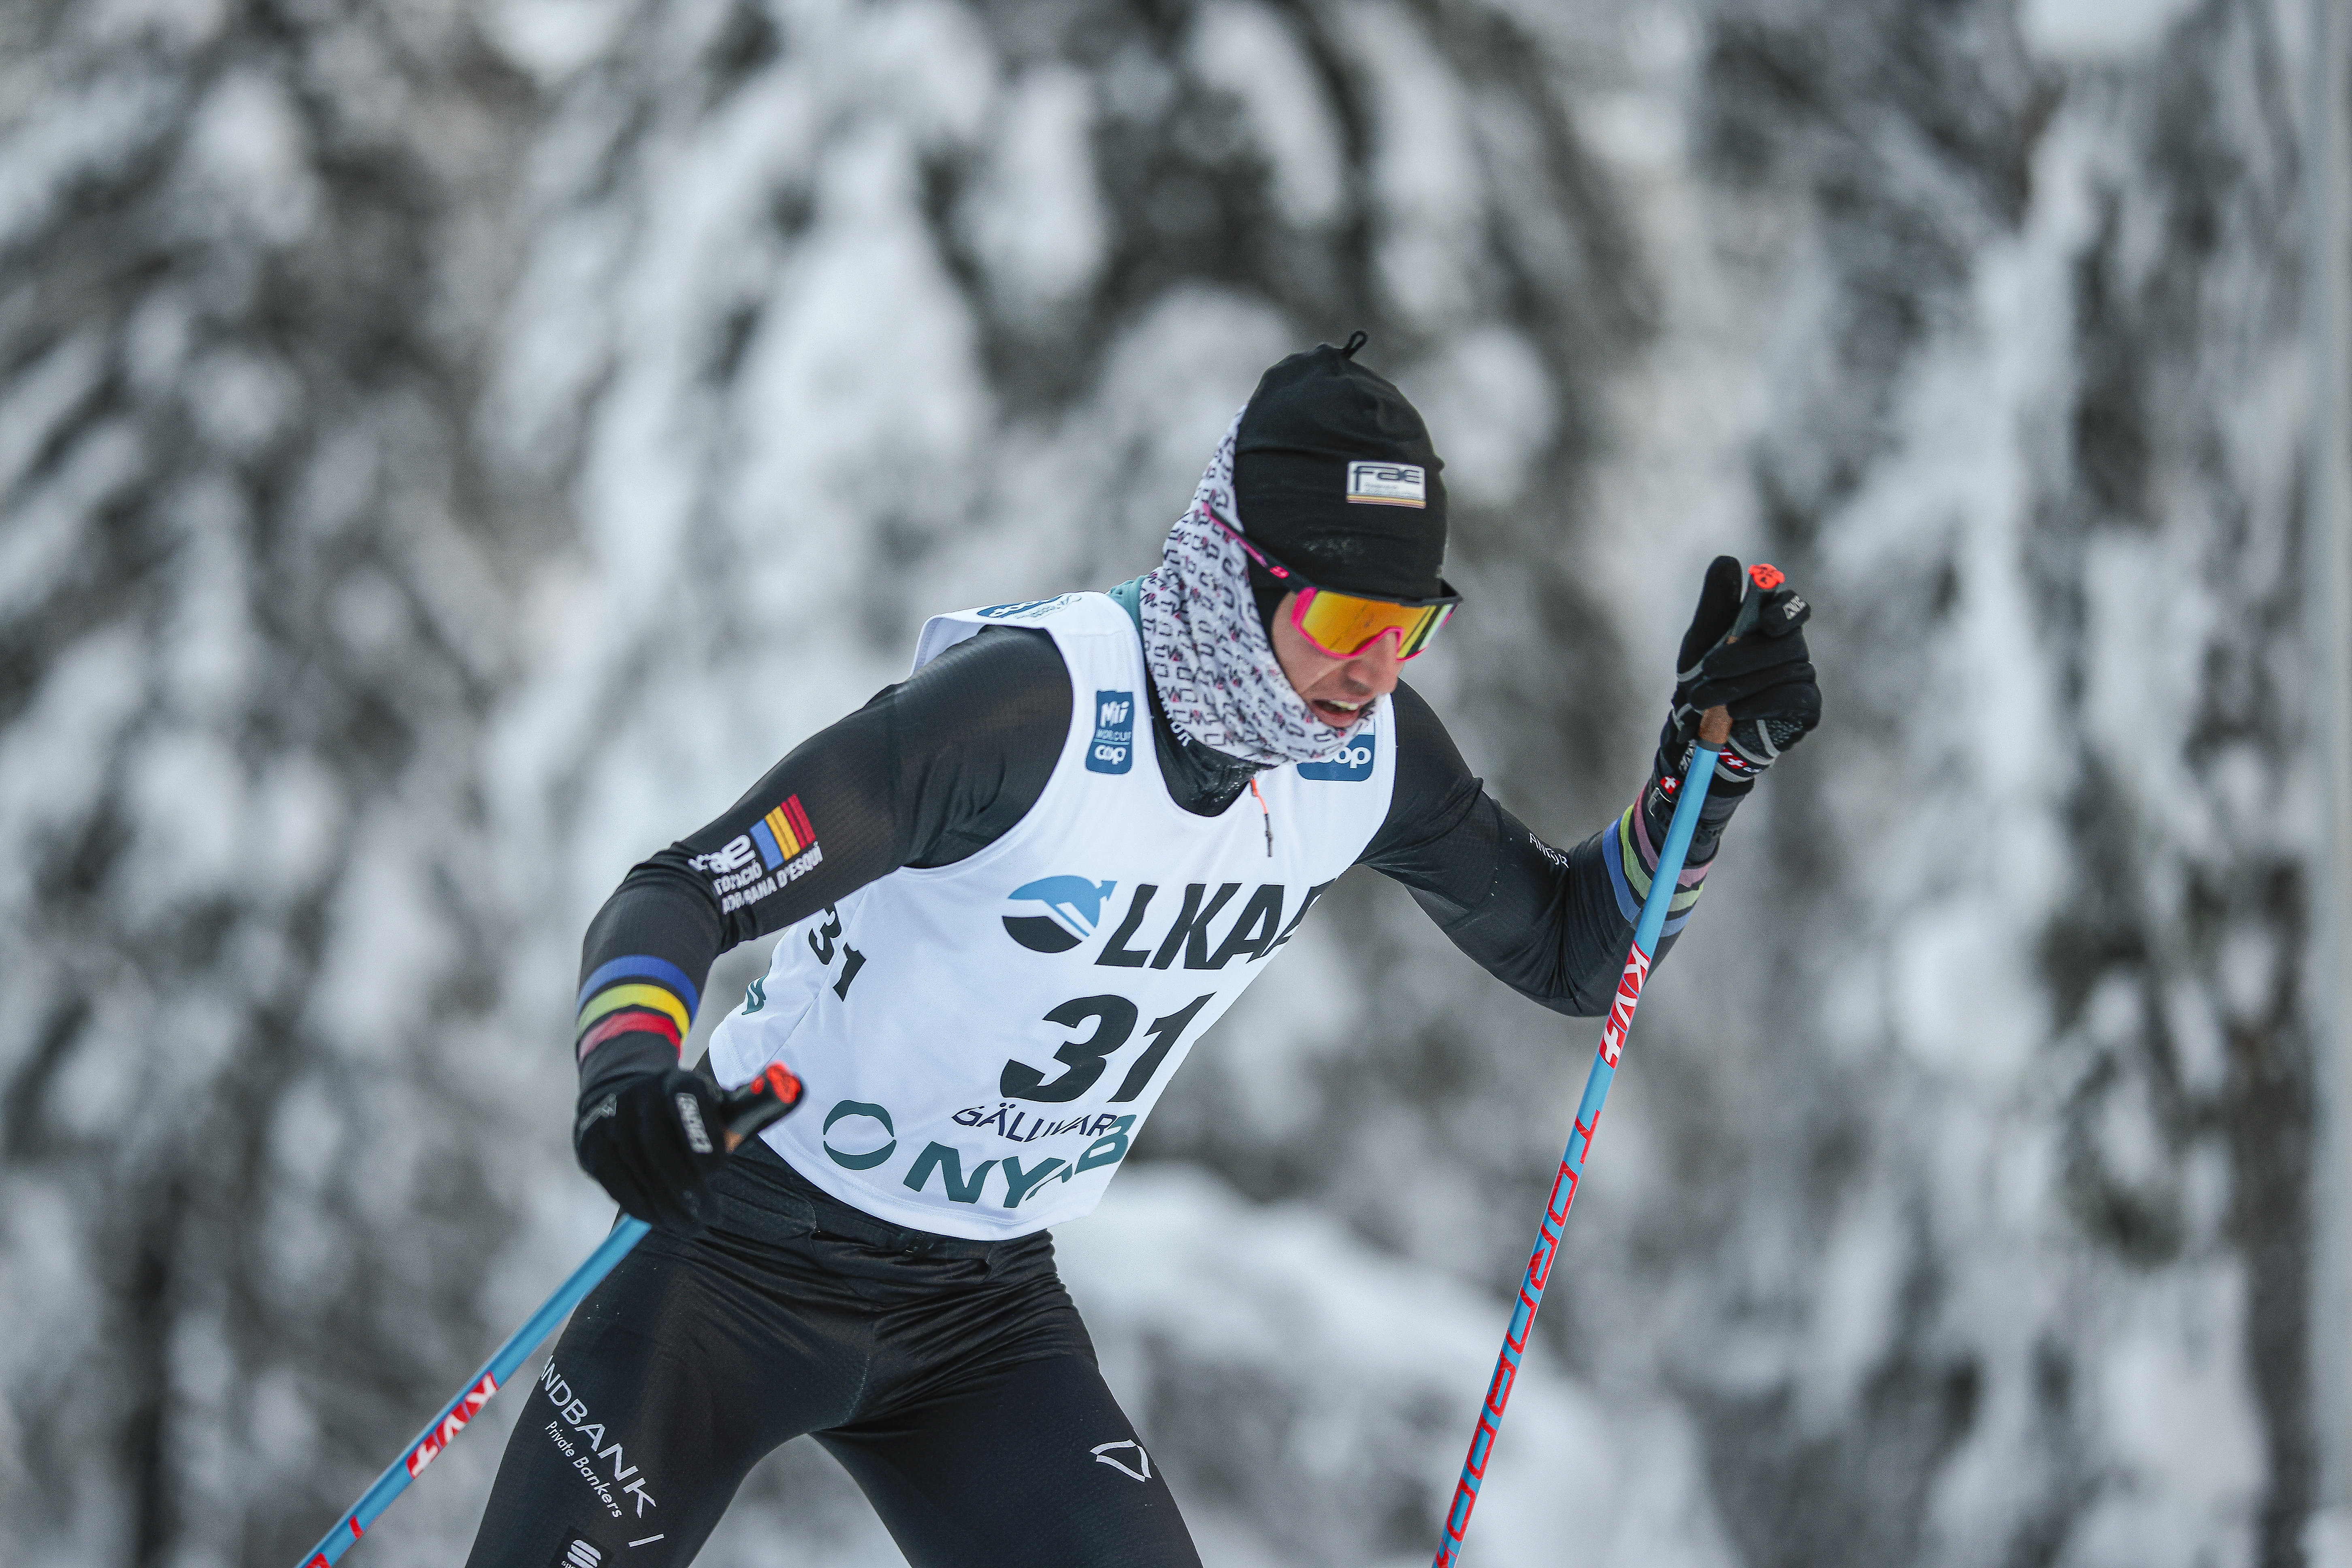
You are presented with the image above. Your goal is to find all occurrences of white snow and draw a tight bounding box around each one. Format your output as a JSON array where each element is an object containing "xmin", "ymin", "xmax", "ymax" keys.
[
  {"xmin": 480, "ymin": 0, "xmax": 633, "ymax": 85},
  {"xmin": 2020, "ymin": 0, "xmax": 2207, "ymax": 63},
  {"xmin": 1189, "ymin": 3, "xmax": 1348, "ymax": 228},
  {"xmin": 0, "ymin": 0, "xmax": 2319, "ymax": 1559},
  {"xmin": 961, "ymin": 67, "xmax": 1107, "ymax": 319},
  {"xmin": 1346, "ymin": 2, "xmax": 1486, "ymax": 333},
  {"xmin": 1058, "ymin": 1165, "xmax": 1741, "ymax": 1568},
  {"xmin": 183, "ymin": 69, "xmax": 320, "ymax": 246}
]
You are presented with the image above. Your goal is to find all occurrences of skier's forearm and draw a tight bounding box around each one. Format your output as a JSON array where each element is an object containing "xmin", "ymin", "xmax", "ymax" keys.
[
  {"xmin": 569, "ymin": 723, "xmax": 910, "ymax": 1100},
  {"xmin": 1362, "ymin": 682, "xmax": 1723, "ymax": 1017},
  {"xmin": 1397, "ymin": 799, "xmax": 1684, "ymax": 1018},
  {"xmin": 573, "ymin": 866, "xmax": 729, "ymax": 1106},
  {"xmin": 570, "ymin": 628, "xmax": 1071, "ymax": 1096}
]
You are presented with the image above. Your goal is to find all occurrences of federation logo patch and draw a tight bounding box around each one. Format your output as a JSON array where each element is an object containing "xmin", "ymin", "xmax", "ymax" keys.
[
  {"xmin": 1087, "ymin": 690, "xmax": 1135, "ymax": 774},
  {"xmin": 749, "ymin": 794, "xmax": 817, "ymax": 869},
  {"xmin": 1346, "ymin": 460, "xmax": 1426, "ymax": 507},
  {"xmin": 1002, "ymin": 876, "xmax": 1118, "ymax": 953},
  {"xmin": 1297, "ymin": 732, "xmax": 1374, "ymax": 782},
  {"xmin": 689, "ymin": 795, "xmax": 824, "ymax": 914}
]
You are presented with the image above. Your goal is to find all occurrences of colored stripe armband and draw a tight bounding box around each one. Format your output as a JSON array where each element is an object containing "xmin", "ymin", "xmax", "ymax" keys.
[
  {"xmin": 1609, "ymin": 804, "xmax": 1708, "ymax": 935},
  {"xmin": 575, "ymin": 955, "xmax": 701, "ymax": 1018},
  {"xmin": 572, "ymin": 956, "xmax": 701, "ymax": 1064},
  {"xmin": 576, "ymin": 1008, "xmax": 682, "ymax": 1064},
  {"xmin": 577, "ymin": 982, "xmax": 692, "ymax": 1038}
]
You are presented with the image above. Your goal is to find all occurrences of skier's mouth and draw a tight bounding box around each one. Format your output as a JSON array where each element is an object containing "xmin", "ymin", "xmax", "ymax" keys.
[{"xmin": 1310, "ymin": 697, "xmax": 1366, "ymax": 726}]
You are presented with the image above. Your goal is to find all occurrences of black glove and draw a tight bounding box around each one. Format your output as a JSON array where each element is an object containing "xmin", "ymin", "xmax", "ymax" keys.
[
  {"xmin": 575, "ymin": 1068, "xmax": 732, "ymax": 1234},
  {"xmin": 1642, "ymin": 556, "xmax": 1821, "ymax": 858}
]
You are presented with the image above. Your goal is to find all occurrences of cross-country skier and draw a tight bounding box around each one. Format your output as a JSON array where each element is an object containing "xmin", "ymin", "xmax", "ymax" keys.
[{"xmin": 463, "ymin": 337, "xmax": 1821, "ymax": 1567}]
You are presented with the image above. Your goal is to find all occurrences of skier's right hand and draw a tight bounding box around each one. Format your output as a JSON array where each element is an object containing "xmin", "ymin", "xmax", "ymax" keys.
[{"xmin": 574, "ymin": 1068, "xmax": 732, "ymax": 1234}]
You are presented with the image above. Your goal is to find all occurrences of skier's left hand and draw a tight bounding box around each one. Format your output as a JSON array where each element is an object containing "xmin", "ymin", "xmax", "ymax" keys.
[
  {"xmin": 1657, "ymin": 556, "xmax": 1820, "ymax": 792},
  {"xmin": 1638, "ymin": 558, "xmax": 1820, "ymax": 863}
]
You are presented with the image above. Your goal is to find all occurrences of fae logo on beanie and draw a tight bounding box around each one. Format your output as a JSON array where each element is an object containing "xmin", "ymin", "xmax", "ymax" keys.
[{"xmin": 1346, "ymin": 461, "xmax": 1426, "ymax": 507}]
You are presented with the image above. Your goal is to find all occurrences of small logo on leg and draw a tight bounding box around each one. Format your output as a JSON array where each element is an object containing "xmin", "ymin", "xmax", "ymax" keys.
[
  {"xmin": 552, "ymin": 1538, "xmax": 602, "ymax": 1568},
  {"xmin": 1090, "ymin": 1439, "xmax": 1151, "ymax": 1481}
]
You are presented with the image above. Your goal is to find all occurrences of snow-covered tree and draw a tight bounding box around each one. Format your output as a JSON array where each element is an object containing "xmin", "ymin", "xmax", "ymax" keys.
[{"xmin": 0, "ymin": 0, "xmax": 2331, "ymax": 1563}]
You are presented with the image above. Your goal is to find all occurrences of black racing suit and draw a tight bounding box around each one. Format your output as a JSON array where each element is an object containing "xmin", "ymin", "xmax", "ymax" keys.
[{"xmin": 467, "ymin": 612, "xmax": 1721, "ymax": 1567}]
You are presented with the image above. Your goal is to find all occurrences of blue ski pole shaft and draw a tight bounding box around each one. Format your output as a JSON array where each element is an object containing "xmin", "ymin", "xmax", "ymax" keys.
[
  {"xmin": 297, "ymin": 1063, "xmax": 805, "ymax": 1567},
  {"xmin": 300, "ymin": 1216, "xmax": 650, "ymax": 1566},
  {"xmin": 1432, "ymin": 721, "xmax": 1726, "ymax": 1568}
]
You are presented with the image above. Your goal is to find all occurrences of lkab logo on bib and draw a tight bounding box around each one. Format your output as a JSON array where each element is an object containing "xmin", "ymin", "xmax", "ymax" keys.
[
  {"xmin": 1297, "ymin": 731, "xmax": 1374, "ymax": 782},
  {"xmin": 1003, "ymin": 876, "xmax": 1118, "ymax": 953}
]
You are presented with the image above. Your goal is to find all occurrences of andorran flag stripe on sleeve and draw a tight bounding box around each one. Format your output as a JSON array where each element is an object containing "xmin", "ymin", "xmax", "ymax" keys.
[{"xmin": 750, "ymin": 794, "xmax": 818, "ymax": 868}]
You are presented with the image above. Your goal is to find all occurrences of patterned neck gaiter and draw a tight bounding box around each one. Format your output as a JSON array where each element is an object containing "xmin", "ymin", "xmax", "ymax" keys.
[{"xmin": 1136, "ymin": 408, "xmax": 1359, "ymax": 767}]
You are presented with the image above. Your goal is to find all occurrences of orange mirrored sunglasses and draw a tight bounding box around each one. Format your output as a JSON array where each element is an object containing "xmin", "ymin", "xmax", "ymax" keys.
[{"xmin": 1205, "ymin": 513, "xmax": 1461, "ymax": 660}]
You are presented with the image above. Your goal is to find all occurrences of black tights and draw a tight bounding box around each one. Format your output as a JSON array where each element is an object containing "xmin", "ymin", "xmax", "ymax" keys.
[{"xmin": 463, "ymin": 1151, "xmax": 1200, "ymax": 1568}]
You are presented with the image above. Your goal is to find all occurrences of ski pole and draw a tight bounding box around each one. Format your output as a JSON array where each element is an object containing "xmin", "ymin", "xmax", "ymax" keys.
[
  {"xmin": 1431, "ymin": 695, "xmax": 1736, "ymax": 1568},
  {"xmin": 296, "ymin": 1062, "xmax": 804, "ymax": 1568}
]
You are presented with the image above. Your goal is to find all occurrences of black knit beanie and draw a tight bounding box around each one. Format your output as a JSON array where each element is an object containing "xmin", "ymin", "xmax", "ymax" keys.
[{"xmin": 1234, "ymin": 334, "xmax": 1448, "ymax": 619}]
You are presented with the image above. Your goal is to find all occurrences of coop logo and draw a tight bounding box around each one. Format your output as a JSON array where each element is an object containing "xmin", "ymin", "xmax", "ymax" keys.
[
  {"xmin": 1087, "ymin": 690, "xmax": 1135, "ymax": 775},
  {"xmin": 976, "ymin": 595, "xmax": 1076, "ymax": 620},
  {"xmin": 1002, "ymin": 876, "xmax": 1118, "ymax": 953},
  {"xmin": 1297, "ymin": 731, "xmax": 1374, "ymax": 782}
]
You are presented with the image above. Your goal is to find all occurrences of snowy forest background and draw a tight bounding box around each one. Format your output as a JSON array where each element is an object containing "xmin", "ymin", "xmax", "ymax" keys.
[{"xmin": 3, "ymin": 0, "xmax": 2345, "ymax": 1564}]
